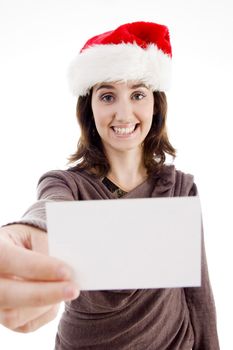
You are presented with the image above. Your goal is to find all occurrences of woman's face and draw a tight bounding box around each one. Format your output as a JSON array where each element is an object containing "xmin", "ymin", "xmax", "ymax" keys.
[{"xmin": 91, "ymin": 81, "xmax": 154, "ymax": 156}]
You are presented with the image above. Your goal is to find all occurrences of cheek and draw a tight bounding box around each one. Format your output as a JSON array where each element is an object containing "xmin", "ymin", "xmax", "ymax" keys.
[
  {"xmin": 91, "ymin": 100, "xmax": 103, "ymax": 128},
  {"xmin": 92, "ymin": 105, "xmax": 113, "ymax": 129},
  {"xmin": 92, "ymin": 107, "xmax": 104, "ymax": 125},
  {"xmin": 138, "ymin": 97, "xmax": 154, "ymax": 117},
  {"xmin": 139, "ymin": 105, "xmax": 154, "ymax": 125},
  {"xmin": 92, "ymin": 111, "xmax": 109, "ymax": 134}
]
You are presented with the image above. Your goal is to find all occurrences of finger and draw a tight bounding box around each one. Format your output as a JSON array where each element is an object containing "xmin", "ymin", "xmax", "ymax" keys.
[
  {"xmin": 0, "ymin": 304, "xmax": 60, "ymax": 330},
  {"xmin": 0, "ymin": 278, "xmax": 79, "ymax": 308},
  {"xmin": 0, "ymin": 238, "xmax": 74, "ymax": 281},
  {"xmin": 14, "ymin": 304, "xmax": 60, "ymax": 333}
]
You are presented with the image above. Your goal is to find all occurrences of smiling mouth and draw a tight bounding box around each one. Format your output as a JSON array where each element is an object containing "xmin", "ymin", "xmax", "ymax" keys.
[{"xmin": 111, "ymin": 124, "xmax": 139, "ymax": 135}]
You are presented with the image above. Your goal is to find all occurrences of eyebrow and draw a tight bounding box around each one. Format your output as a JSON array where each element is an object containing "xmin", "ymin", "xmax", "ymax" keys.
[{"xmin": 95, "ymin": 83, "xmax": 149, "ymax": 92}]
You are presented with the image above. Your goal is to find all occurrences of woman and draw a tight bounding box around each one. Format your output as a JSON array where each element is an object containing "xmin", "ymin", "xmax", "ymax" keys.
[{"xmin": 0, "ymin": 21, "xmax": 219, "ymax": 349}]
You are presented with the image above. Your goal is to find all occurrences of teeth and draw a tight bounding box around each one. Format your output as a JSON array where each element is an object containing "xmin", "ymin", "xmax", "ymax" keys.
[{"xmin": 112, "ymin": 125, "xmax": 136, "ymax": 135}]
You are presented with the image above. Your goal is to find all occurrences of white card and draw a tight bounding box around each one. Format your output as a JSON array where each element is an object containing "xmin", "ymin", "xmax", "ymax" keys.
[{"xmin": 46, "ymin": 197, "xmax": 201, "ymax": 290}]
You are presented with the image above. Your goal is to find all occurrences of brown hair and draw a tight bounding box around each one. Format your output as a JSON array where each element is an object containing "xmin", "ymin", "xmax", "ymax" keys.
[{"xmin": 68, "ymin": 90, "xmax": 176, "ymax": 177}]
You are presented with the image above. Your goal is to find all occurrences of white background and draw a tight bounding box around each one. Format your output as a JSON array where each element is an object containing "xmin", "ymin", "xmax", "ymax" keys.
[{"xmin": 0, "ymin": 0, "xmax": 232, "ymax": 349}]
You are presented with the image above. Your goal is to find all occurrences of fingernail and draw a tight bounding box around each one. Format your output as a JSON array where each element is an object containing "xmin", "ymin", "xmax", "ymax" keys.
[
  {"xmin": 57, "ymin": 266, "xmax": 72, "ymax": 280},
  {"xmin": 64, "ymin": 285, "xmax": 79, "ymax": 299}
]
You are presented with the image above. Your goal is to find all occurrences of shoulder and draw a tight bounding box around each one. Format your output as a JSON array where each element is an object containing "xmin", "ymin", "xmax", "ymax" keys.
[
  {"xmin": 36, "ymin": 168, "xmax": 85, "ymax": 199},
  {"xmin": 38, "ymin": 167, "xmax": 91, "ymax": 184},
  {"xmin": 155, "ymin": 164, "xmax": 198, "ymax": 196},
  {"xmin": 36, "ymin": 168, "xmax": 104, "ymax": 200},
  {"xmin": 37, "ymin": 167, "xmax": 99, "ymax": 193},
  {"xmin": 174, "ymin": 167, "xmax": 197, "ymax": 196},
  {"xmin": 38, "ymin": 169, "xmax": 78, "ymax": 186}
]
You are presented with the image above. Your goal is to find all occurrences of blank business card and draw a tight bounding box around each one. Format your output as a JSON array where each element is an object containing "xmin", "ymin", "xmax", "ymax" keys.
[{"xmin": 46, "ymin": 197, "xmax": 201, "ymax": 290}]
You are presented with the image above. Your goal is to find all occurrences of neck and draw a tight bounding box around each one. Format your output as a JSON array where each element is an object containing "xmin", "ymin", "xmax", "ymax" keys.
[{"xmin": 106, "ymin": 148, "xmax": 147, "ymax": 192}]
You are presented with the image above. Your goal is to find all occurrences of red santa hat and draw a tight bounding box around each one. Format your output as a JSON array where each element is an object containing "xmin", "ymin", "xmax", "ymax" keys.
[{"xmin": 68, "ymin": 21, "xmax": 172, "ymax": 97}]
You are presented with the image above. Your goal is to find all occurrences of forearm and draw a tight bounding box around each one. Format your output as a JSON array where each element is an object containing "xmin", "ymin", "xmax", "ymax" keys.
[{"xmin": 3, "ymin": 200, "xmax": 48, "ymax": 232}]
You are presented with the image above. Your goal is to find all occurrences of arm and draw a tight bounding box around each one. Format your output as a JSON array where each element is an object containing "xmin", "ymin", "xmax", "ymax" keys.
[
  {"xmin": 0, "ymin": 224, "xmax": 79, "ymax": 332},
  {"xmin": 0, "ymin": 170, "xmax": 79, "ymax": 332},
  {"xmin": 184, "ymin": 229, "xmax": 219, "ymax": 349},
  {"xmin": 14, "ymin": 170, "xmax": 78, "ymax": 231},
  {"xmin": 184, "ymin": 184, "xmax": 220, "ymax": 349}
]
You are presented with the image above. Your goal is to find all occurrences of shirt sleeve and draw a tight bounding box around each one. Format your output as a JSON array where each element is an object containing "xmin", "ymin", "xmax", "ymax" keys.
[
  {"xmin": 8, "ymin": 170, "xmax": 78, "ymax": 231},
  {"xmin": 184, "ymin": 183, "xmax": 220, "ymax": 349}
]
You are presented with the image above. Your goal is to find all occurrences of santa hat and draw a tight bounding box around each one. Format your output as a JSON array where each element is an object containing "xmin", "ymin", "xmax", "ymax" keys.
[{"xmin": 68, "ymin": 21, "xmax": 172, "ymax": 97}]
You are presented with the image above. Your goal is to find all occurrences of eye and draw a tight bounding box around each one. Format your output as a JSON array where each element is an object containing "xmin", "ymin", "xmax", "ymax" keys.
[
  {"xmin": 132, "ymin": 92, "xmax": 146, "ymax": 100},
  {"xmin": 100, "ymin": 94, "xmax": 114, "ymax": 103}
]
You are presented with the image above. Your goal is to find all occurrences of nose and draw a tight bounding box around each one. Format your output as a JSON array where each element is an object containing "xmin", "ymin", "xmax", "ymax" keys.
[{"xmin": 114, "ymin": 98, "xmax": 134, "ymax": 123}]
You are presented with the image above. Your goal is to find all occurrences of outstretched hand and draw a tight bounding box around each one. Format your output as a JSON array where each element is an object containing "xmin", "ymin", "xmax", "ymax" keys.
[{"xmin": 0, "ymin": 224, "xmax": 79, "ymax": 332}]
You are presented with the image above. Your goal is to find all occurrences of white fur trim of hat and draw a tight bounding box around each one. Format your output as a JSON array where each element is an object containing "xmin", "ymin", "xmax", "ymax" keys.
[{"xmin": 68, "ymin": 21, "xmax": 172, "ymax": 97}]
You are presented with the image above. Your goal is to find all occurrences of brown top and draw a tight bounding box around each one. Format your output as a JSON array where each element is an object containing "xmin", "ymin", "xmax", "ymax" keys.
[{"xmin": 19, "ymin": 165, "xmax": 219, "ymax": 349}]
